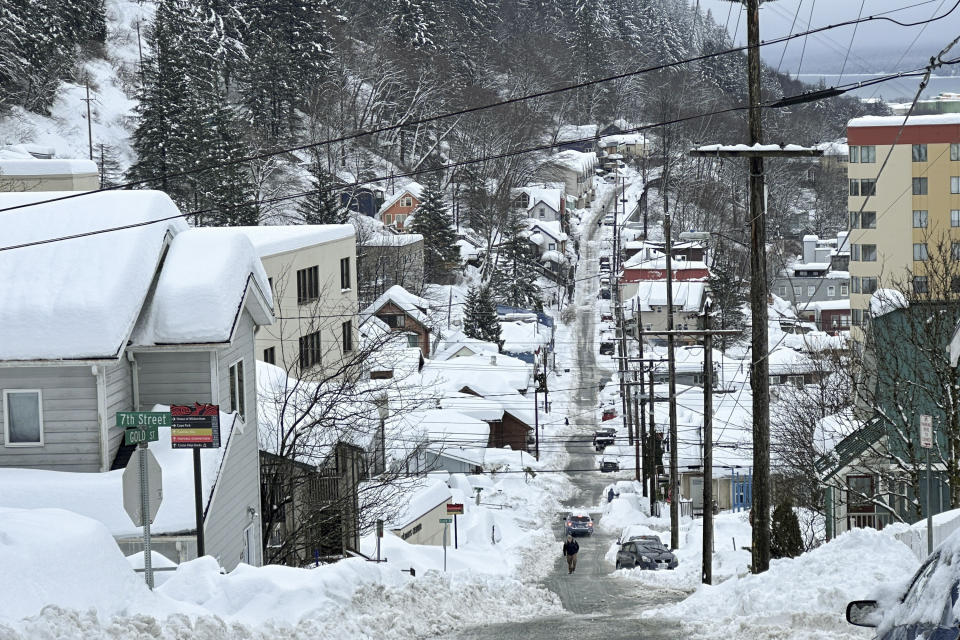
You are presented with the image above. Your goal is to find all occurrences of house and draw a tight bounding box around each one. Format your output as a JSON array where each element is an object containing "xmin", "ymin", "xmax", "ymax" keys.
[
  {"xmin": 234, "ymin": 225, "xmax": 358, "ymax": 376},
  {"xmin": 439, "ymin": 393, "xmax": 534, "ymax": 453},
  {"xmin": 599, "ymin": 133, "xmax": 651, "ymax": 159},
  {"xmin": 623, "ymin": 281, "xmax": 708, "ymax": 337},
  {"xmin": 361, "ymin": 285, "xmax": 435, "ymax": 359},
  {"xmin": 526, "ymin": 220, "xmax": 569, "ymax": 280},
  {"xmin": 772, "ymin": 234, "xmax": 850, "ymax": 307},
  {"xmin": 0, "ymin": 191, "xmax": 273, "ymax": 570},
  {"xmin": 0, "ymin": 145, "xmax": 99, "ymax": 191},
  {"xmin": 620, "ymin": 254, "xmax": 711, "ymax": 299},
  {"xmin": 353, "ymin": 214, "xmax": 425, "ymax": 307},
  {"xmin": 514, "ymin": 185, "xmax": 565, "ymax": 223},
  {"xmin": 389, "ymin": 478, "xmax": 452, "ymax": 545},
  {"xmin": 538, "ymin": 150, "xmax": 597, "ymax": 208},
  {"xmin": 377, "ymin": 182, "xmax": 424, "ymax": 231},
  {"xmin": 554, "ymin": 124, "xmax": 598, "ymax": 154},
  {"xmin": 798, "ymin": 299, "xmax": 852, "ymax": 335},
  {"xmin": 432, "ymin": 331, "xmax": 499, "ymax": 362}
]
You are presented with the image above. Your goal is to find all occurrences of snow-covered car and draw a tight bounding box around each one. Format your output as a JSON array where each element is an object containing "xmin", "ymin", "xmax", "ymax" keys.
[
  {"xmin": 593, "ymin": 428, "xmax": 616, "ymax": 451},
  {"xmin": 616, "ymin": 539, "xmax": 677, "ymax": 570},
  {"xmin": 564, "ymin": 513, "xmax": 594, "ymax": 537},
  {"xmin": 847, "ymin": 542, "xmax": 960, "ymax": 637},
  {"xmin": 602, "ymin": 214, "xmax": 615, "ymax": 226},
  {"xmin": 599, "ymin": 456, "xmax": 619, "ymax": 472}
]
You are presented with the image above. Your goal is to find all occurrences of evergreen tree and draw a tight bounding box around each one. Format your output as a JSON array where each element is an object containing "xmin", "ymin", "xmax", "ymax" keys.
[
  {"xmin": 492, "ymin": 213, "xmax": 542, "ymax": 311},
  {"xmin": 297, "ymin": 161, "xmax": 348, "ymax": 225},
  {"xmin": 707, "ymin": 249, "xmax": 748, "ymax": 349},
  {"xmin": 771, "ymin": 500, "xmax": 804, "ymax": 559},
  {"xmin": 408, "ymin": 177, "xmax": 460, "ymax": 283},
  {"xmin": 463, "ymin": 285, "xmax": 501, "ymax": 347},
  {"xmin": 463, "ymin": 286, "xmax": 483, "ymax": 340},
  {"xmin": 201, "ymin": 104, "xmax": 259, "ymax": 226},
  {"xmin": 96, "ymin": 144, "xmax": 123, "ymax": 188}
]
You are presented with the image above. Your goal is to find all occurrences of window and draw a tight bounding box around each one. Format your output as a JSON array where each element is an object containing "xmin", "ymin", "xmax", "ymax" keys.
[
  {"xmin": 862, "ymin": 277, "xmax": 878, "ymax": 294},
  {"xmin": 861, "ymin": 146, "xmax": 876, "ymax": 163},
  {"xmin": 849, "ymin": 211, "xmax": 859, "ymax": 228},
  {"xmin": 913, "ymin": 177, "xmax": 928, "ymax": 195},
  {"xmin": 3, "ymin": 390, "xmax": 43, "ymax": 446},
  {"xmin": 849, "ymin": 179, "xmax": 860, "ymax": 196},
  {"xmin": 952, "ymin": 143, "xmax": 960, "ymax": 161},
  {"xmin": 401, "ymin": 196, "xmax": 413, "ymax": 207},
  {"xmin": 953, "ymin": 210, "xmax": 960, "ymax": 227},
  {"xmin": 384, "ymin": 314, "xmax": 405, "ymax": 328},
  {"xmin": 952, "ymin": 276, "xmax": 960, "ymax": 293},
  {"xmin": 342, "ymin": 320, "xmax": 353, "ymax": 353},
  {"xmin": 296, "ymin": 266, "xmax": 319, "ymax": 305},
  {"xmin": 385, "ymin": 214, "xmax": 392, "ymax": 224},
  {"xmin": 407, "ymin": 334, "xmax": 420, "ymax": 348},
  {"xmin": 849, "ymin": 146, "xmax": 859, "ymax": 163},
  {"xmin": 952, "ymin": 177, "xmax": 960, "ymax": 194},
  {"xmin": 860, "ymin": 179, "xmax": 876, "ymax": 196},
  {"xmin": 913, "ymin": 210, "xmax": 928, "ymax": 228},
  {"xmin": 538, "ymin": 208, "xmax": 545, "ymax": 218},
  {"xmin": 912, "ymin": 144, "xmax": 928, "ymax": 162},
  {"xmin": 778, "ymin": 285, "xmax": 787, "ymax": 296},
  {"xmin": 807, "ymin": 285, "xmax": 815, "ymax": 297},
  {"xmin": 340, "ymin": 257, "xmax": 351, "ymax": 290},
  {"xmin": 851, "ymin": 277, "xmax": 861, "ymax": 293},
  {"xmin": 850, "ymin": 244, "xmax": 860, "ymax": 261},
  {"xmin": 952, "ymin": 242, "xmax": 960, "ymax": 261},
  {"xmin": 852, "ymin": 308, "xmax": 862, "ymax": 326},
  {"xmin": 267, "ymin": 277, "xmax": 273, "ymax": 297},
  {"xmin": 262, "ymin": 347, "xmax": 275, "ymax": 365},
  {"xmin": 827, "ymin": 285, "xmax": 836, "ymax": 297},
  {"xmin": 548, "ymin": 242, "xmax": 556, "ymax": 251},
  {"xmin": 914, "ymin": 276, "xmax": 929, "ymax": 294},
  {"xmin": 914, "ymin": 243, "xmax": 928, "ymax": 261},
  {"xmin": 862, "ymin": 244, "xmax": 877, "ymax": 262},
  {"xmin": 228, "ymin": 360, "xmax": 245, "ymax": 420},
  {"xmin": 861, "ymin": 211, "xmax": 876, "ymax": 229},
  {"xmin": 793, "ymin": 286, "xmax": 802, "ymax": 296},
  {"xmin": 841, "ymin": 284, "xmax": 849, "ymax": 296},
  {"xmin": 299, "ymin": 331, "xmax": 322, "ymax": 369}
]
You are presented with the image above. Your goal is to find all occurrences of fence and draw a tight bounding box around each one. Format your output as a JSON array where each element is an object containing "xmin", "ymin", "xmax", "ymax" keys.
[{"xmin": 893, "ymin": 509, "xmax": 960, "ymax": 560}]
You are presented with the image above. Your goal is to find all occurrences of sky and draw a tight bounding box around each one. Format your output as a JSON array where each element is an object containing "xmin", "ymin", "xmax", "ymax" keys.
[{"xmin": 698, "ymin": 0, "xmax": 958, "ymax": 75}]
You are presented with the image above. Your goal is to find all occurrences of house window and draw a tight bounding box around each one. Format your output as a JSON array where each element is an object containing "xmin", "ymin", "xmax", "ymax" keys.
[
  {"xmin": 538, "ymin": 208, "xmax": 545, "ymax": 218},
  {"xmin": 850, "ymin": 244, "xmax": 860, "ymax": 261},
  {"xmin": 861, "ymin": 211, "xmax": 877, "ymax": 228},
  {"xmin": 228, "ymin": 360, "xmax": 245, "ymax": 420},
  {"xmin": 401, "ymin": 196, "xmax": 413, "ymax": 207},
  {"xmin": 952, "ymin": 243, "xmax": 960, "ymax": 261},
  {"xmin": 548, "ymin": 242, "xmax": 556, "ymax": 251},
  {"xmin": 342, "ymin": 320, "xmax": 353, "ymax": 352},
  {"xmin": 793, "ymin": 287, "xmax": 801, "ymax": 297},
  {"xmin": 912, "ymin": 144, "xmax": 928, "ymax": 162},
  {"xmin": 263, "ymin": 347, "xmax": 275, "ymax": 365},
  {"xmin": 849, "ymin": 146, "xmax": 859, "ymax": 163},
  {"xmin": 913, "ymin": 177, "xmax": 928, "ymax": 195},
  {"xmin": 860, "ymin": 179, "xmax": 876, "ymax": 196},
  {"xmin": 862, "ymin": 277, "xmax": 878, "ymax": 294},
  {"xmin": 861, "ymin": 146, "xmax": 876, "ymax": 163},
  {"xmin": 913, "ymin": 243, "xmax": 928, "ymax": 261},
  {"xmin": 849, "ymin": 179, "xmax": 860, "ymax": 196},
  {"xmin": 841, "ymin": 284, "xmax": 849, "ymax": 296},
  {"xmin": 296, "ymin": 266, "xmax": 319, "ymax": 305},
  {"xmin": 852, "ymin": 308, "xmax": 862, "ymax": 325},
  {"xmin": 952, "ymin": 276, "xmax": 960, "ymax": 293},
  {"xmin": 299, "ymin": 331, "xmax": 322, "ymax": 369},
  {"xmin": 862, "ymin": 244, "xmax": 877, "ymax": 262},
  {"xmin": 807, "ymin": 285, "xmax": 815, "ymax": 297},
  {"xmin": 384, "ymin": 314, "xmax": 405, "ymax": 328},
  {"xmin": 827, "ymin": 285, "xmax": 835, "ymax": 297},
  {"xmin": 849, "ymin": 211, "xmax": 859, "ymax": 228},
  {"xmin": 914, "ymin": 276, "xmax": 929, "ymax": 294},
  {"xmin": 3, "ymin": 389, "xmax": 43, "ymax": 446},
  {"xmin": 952, "ymin": 143, "xmax": 960, "ymax": 161},
  {"xmin": 952, "ymin": 210, "xmax": 960, "ymax": 227},
  {"xmin": 912, "ymin": 210, "xmax": 928, "ymax": 228},
  {"xmin": 851, "ymin": 277, "xmax": 860, "ymax": 293},
  {"xmin": 778, "ymin": 285, "xmax": 786, "ymax": 296},
  {"xmin": 952, "ymin": 177, "xmax": 960, "ymax": 194},
  {"xmin": 407, "ymin": 334, "xmax": 420, "ymax": 348},
  {"xmin": 340, "ymin": 257, "xmax": 351, "ymax": 290},
  {"xmin": 385, "ymin": 214, "xmax": 393, "ymax": 224}
]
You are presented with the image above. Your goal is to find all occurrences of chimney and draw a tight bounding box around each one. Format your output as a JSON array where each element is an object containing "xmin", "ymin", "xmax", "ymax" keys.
[{"xmin": 802, "ymin": 235, "xmax": 818, "ymax": 264}]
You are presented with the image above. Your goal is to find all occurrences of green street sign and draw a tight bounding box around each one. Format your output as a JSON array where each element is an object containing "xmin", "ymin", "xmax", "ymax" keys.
[
  {"xmin": 439, "ymin": 518, "xmax": 453, "ymax": 523},
  {"xmin": 124, "ymin": 426, "xmax": 160, "ymax": 446},
  {"xmin": 117, "ymin": 412, "xmax": 171, "ymax": 428}
]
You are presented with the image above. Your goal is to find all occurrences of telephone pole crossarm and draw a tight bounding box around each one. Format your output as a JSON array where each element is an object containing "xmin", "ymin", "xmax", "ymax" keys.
[{"xmin": 689, "ymin": 145, "xmax": 823, "ymax": 159}]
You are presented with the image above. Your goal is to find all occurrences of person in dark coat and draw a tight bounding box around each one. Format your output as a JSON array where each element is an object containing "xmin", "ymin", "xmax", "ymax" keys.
[
  {"xmin": 563, "ymin": 535, "xmax": 580, "ymax": 574},
  {"xmin": 607, "ymin": 487, "xmax": 615, "ymax": 503}
]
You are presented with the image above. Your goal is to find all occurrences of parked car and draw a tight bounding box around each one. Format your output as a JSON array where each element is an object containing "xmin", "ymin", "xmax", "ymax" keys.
[
  {"xmin": 565, "ymin": 514, "xmax": 594, "ymax": 537},
  {"xmin": 846, "ymin": 544, "xmax": 960, "ymax": 638},
  {"xmin": 601, "ymin": 407, "xmax": 617, "ymax": 421},
  {"xmin": 599, "ymin": 256, "xmax": 610, "ymax": 271},
  {"xmin": 599, "ymin": 287, "xmax": 611, "ymax": 300},
  {"xmin": 593, "ymin": 428, "xmax": 616, "ymax": 451},
  {"xmin": 603, "ymin": 214, "xmax": 615, "ymax": 226},
  {"xmin": 599, "ymin": 456, "xmax": 620, "ymax": 472},
  {"xmin": 616, "ymin": 540, "xmax": 677, "ymax": 570}
]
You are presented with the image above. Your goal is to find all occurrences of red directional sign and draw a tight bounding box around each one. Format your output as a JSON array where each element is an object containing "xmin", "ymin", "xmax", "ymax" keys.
[{"xmin": 446, "ymin": 503, "xmax": 464, "ymax": 515}]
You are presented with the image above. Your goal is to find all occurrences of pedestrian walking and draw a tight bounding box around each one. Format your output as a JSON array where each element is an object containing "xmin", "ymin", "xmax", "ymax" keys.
[
  {"xmin": 607, "ymin": 487, "xmax": 615, "ymax": 503},
  {"xmin": 563, "ymin": 535, "xmax": 579, "ymax": 574}
]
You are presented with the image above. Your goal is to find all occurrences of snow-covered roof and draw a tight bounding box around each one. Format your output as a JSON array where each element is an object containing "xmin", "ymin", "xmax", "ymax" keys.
[
  {"xmin": 622, "ymin": 254, "xmax": 709, "ymax": 272},
  {"xmin": 623, "ymin": 281, "xmax": 707, "ymax": 313},
  {"xmin": 814, "ymin": 140, "xmax": 849, "ymax": 156},
  {"xmin": 0, "ymin": 405, "xmax": 239, "ymax": 537},
  {"xmin": 130, "ymin": 228, "xmax": 273, "ymax": 346},
  {"xmin": 556, "ymin": 124, "xmax": 598, "ymax": 142},
  {"xmin": 517, "ymin": 185, "xmax": 563, "ymax": 212},
  {"xmin": 389, "ymin": 478, "xmax": 451, "ymax": 530},
  {"xmin": 799, "ymin": 299, "xmax": 851, "ymax": 312},
  {"xmin": 848, "ymin": 113, "xmax": 960, "ymax": 128},
  {"xmin": 695, "ymin": 143, "xmax": 819, "ymax": 153},
  {"xmin": 377, "ymin": 181, "xmax": 425, "ymax": 216},
  {"xmin": 500, "ymin": 320, "xmax": 550, "ymax": 354},
  {"xmin": 361, "ymin": 231, "xmax": 424, "ymax": 247},
  {"xmin": 600, "ymin": 133, "xmax": 648, "ymax": 146},
  {"xmin": 0, "ymin": 157, "xmax": 99, "ymax": 176},
  {"xmin": 420, "ymin": 353, "xmax": 532, "ymax": 395},
  {"xmin": 870, "ymin": 289, "xmax": 909, "ymax": 318},
  {"xmin": 362, "ymin": 285, "xmax": 434, "ymax": 327},
  {"xmin": 528, "ymin": 220, "xmax": 568, "ymax": 242},
  {"xmin": 439, "ymin": 392, "xmax": 506, "ymax": 422},
  {"xmin": 235, "ymin": 224, "xmax": 354, "ymax": 257},
  {"xmin": 432, "ymin": 331, "xmax": 499, "ymax": 362},
  {"xmin": 0, "ymin": 191, "xmax": 189, "ymax": 361},
  {"xmin": 544, "ymin": 150, "xmax": 597, "ymax": 174},
  {"xmin": 767, "ymin": 348, "xmax": 818, "ymax": 375},
  {"xmin": 788, "ymin": 262, "xmax": 831, "ymax": 272},
  {"xmin": 541, "ymin": 249, "xmax": 565, "ymax": 263}
]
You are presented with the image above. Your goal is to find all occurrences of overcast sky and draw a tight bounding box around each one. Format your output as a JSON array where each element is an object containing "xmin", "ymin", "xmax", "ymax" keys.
[{"xmin": 698, "ymin": 0, "xmax": 957, "ymax": 75}]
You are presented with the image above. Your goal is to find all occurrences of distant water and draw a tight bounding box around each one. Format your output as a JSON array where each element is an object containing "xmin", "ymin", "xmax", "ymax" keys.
[{"xmin": 793, "ymin": 73, "xmax": 960, "ymax": 102}]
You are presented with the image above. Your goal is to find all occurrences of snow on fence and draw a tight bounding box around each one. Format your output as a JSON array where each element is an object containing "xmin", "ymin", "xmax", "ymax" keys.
[{"xmin": 893, "ymin": 509, "xmax": 960, "ymax": 560}]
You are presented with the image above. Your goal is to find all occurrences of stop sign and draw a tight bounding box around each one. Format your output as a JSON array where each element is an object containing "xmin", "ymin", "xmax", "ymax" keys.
[{"xmin": 122, "ymin": 447, "xmax": 163, "ymax": 527}]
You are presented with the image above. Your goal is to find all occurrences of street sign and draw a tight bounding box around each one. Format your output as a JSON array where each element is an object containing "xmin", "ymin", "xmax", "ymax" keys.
[
  {"xmin": 117, "ymin": 411, "xmax": 171, "ymax": 428},
  {"xmin": 122, "ymin": 448, "xmax": 163, "ymax": 527},
  {"xmin": 920, "ymin": 415, "xmax": 933, "ymax": 449},
  {"xmin": 439, "ymin": 518, "xmax": 453, "ymax": 523},
  {"xmin": 376, "ymin": 519, "xmax": 384, "ymax": 538},
  {"xmin": 124, "ymin": 426, "xmax": 159, "ymax": 446},
  {"xmin": 446, "ymin": 503, "xmax": 464, "ymax": 515},
  {"xmin": 170, "ymin": 403, "xmax": 221, "ymax": 449}
]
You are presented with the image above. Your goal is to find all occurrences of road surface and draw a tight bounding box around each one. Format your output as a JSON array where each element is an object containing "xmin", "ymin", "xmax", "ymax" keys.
[{"xmin": 449, "ymin": 183, "xmax": 685, "ymax": 639}]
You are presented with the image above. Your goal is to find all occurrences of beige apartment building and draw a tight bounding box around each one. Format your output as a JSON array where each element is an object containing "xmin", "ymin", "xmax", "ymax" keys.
[
  {"xmin": 847, "ymin": 114, "xmax": 960, "ymax": 340},
  {"xmin": 236, "ymin": 225, "xmax": 358, "ymax": 376}
]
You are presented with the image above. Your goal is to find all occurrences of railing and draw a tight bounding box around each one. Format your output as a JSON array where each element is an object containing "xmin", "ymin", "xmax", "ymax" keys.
[{"xmin": 846, "ymin": 511, "xmax": 895, "ymax": 531}]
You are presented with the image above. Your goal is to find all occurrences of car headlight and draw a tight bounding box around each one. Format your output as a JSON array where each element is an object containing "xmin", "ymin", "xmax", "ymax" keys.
[{"xmin": 641, "ymin": 555, "xmax": 652, "ymax": 563}]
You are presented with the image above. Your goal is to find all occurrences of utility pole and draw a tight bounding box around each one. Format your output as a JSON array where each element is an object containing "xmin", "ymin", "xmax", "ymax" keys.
[
  {"xmin": 613, "ymin": 182, "xmax": 633, "ymax": 450},
  {"xmin": 534, "ymin": 351, "xmax": 540, "ymax": 461},
  {"xmin": 633, "ymin": 298, "xmax": 645, "ymax": 489},
  {"xmin": 82, "ymin": 76, "xmax": 94, "ymax": 161},
  {"xmin": 664, "ymin": 204, "xmax": 679, "ymax": 551},
  {"xmin": 702, "ymin": 302, "xmax": 714, "ymax": 585},
  {"xmin": 648, "ymin": 367, "xmax": 658, "ymax": 512}
]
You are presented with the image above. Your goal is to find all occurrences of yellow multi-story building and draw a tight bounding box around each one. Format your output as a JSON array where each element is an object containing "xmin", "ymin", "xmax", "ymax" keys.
[{"xmin": 846, "ymin": 114, "xmax": 960, "ymax": 340}]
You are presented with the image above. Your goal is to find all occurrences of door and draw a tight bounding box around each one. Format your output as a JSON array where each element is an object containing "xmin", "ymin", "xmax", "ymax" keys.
[{"xmin": 242, "ymin": 524, "xmax": 257, "ymax": 565}]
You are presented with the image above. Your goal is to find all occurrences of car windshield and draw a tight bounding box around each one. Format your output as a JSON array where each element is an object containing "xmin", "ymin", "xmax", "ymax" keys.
[
  {"xmin": 900, "ymin": 552, "xmax": 944, "ymax": 613},
  {"xmin": 569, "ymin": 516, "xmax": 590, "ymax": 523},
  {"xmin": 636, "ymin": 543, "xmax": 665, "ymax": 553}
]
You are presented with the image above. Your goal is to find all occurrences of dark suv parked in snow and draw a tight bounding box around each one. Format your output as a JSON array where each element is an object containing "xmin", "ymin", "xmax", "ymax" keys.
[{"xmin": 615, "ymin": 539, "xmax": 677, "ymax": 570}]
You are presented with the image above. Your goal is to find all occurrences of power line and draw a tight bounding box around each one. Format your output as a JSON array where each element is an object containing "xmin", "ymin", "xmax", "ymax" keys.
[{"xmin": 0, "ymin": 0, "xmax": 957, "ymax": 217}]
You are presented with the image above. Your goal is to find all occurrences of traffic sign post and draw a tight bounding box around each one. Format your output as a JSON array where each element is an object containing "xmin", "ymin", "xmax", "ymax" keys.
[
  {"xmin": 921, "ymin": 415, "xmax": 934, "ymax": 554},
  {"xmin": 171, "ymin": 404, "xmax": 221, "ymax": 558},
  {"xmin": 376, "ymin": 519, "xmax": 384, "ymax": 563},
  {"xmin": 122, "ymin": 445, "xmax": 162, "ymax": 589},
  {"xmin": 446, "ymin": 504, "xmax": 463, "ymax": 549},
  {"xmin": 440, "ymin": 519, "xmax": 451, "ymax": 572}
]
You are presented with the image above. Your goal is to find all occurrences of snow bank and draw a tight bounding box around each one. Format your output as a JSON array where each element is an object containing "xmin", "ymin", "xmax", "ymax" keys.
[{"xmin": 646, "ymin": 527, "xmax": 918, "ymax": 640}]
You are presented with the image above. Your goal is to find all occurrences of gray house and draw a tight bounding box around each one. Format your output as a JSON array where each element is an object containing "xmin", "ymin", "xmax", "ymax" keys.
[
  {"xmin": 773, "ymin": 234, "xmax": 850, "ymax": 306},
  {"xmin": 0, "ymin": 191, "xmax": 274, "ymax": 571}
]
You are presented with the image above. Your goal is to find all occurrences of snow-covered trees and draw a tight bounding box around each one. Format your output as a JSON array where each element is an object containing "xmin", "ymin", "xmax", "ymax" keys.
[
  {"xmin": 408, "ymin": 177, "xmax": 461, "ymax": 283},
  {"xmin": 492, "ymin": 213, "xmax": 543, "ymax": 311},
  {"xmin": 298, "ymin": 161, "xmax": 349, "ymax": 225},
  {"xmin": 464, "ymin": 285, "xmax": 501, "ymax": 348}
]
